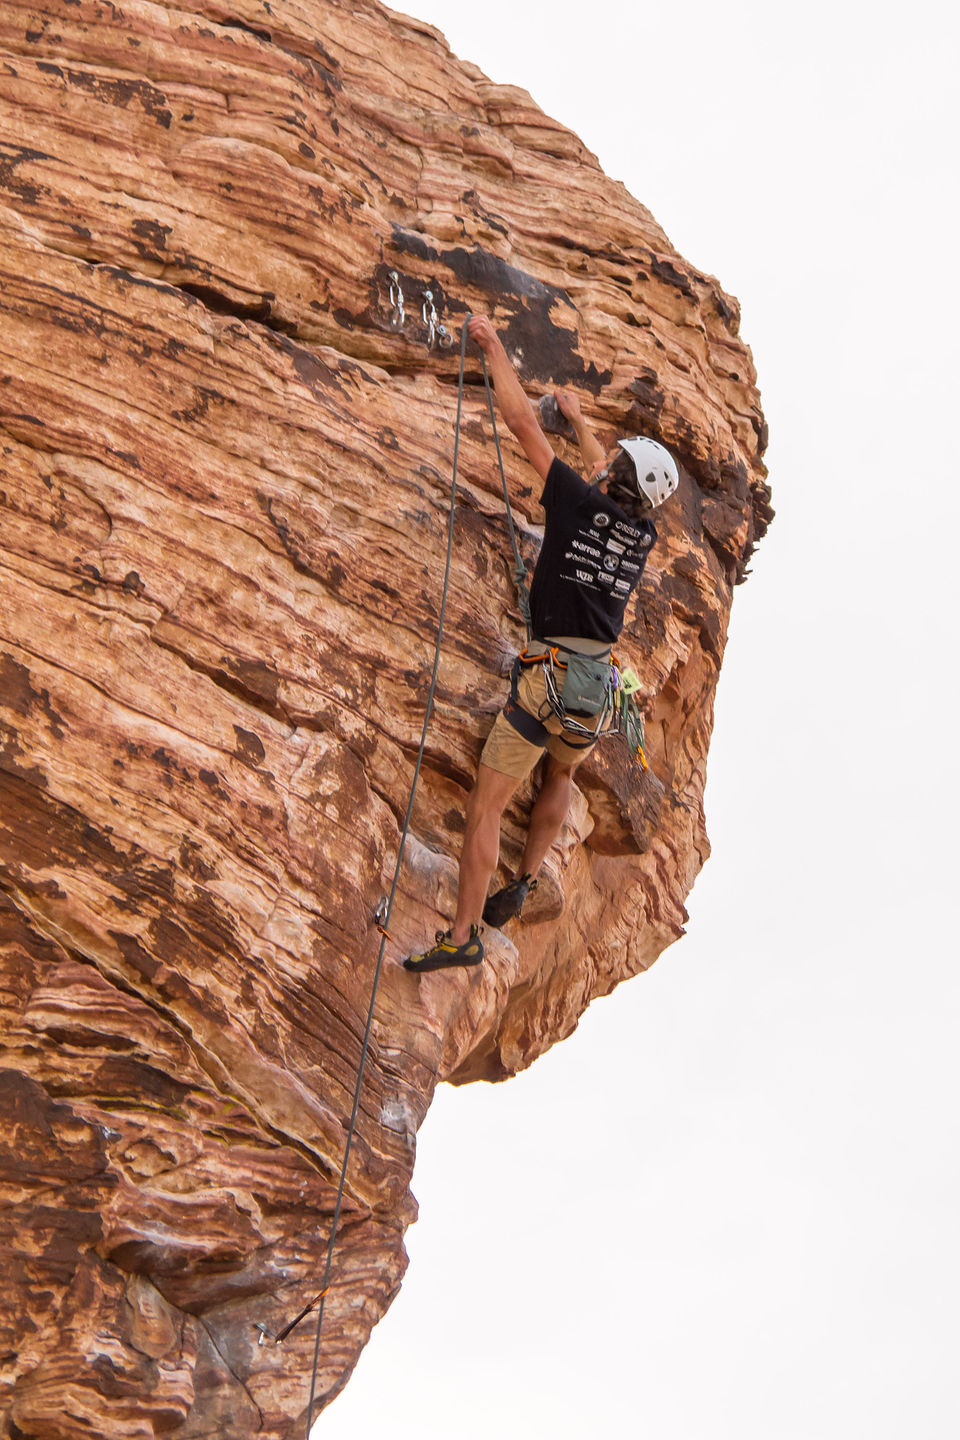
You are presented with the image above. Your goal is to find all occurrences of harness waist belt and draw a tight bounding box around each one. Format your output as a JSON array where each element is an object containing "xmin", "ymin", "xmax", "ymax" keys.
[{"xmin": 534, "ymin": 636, "xmax": 612, "ymax": 661}]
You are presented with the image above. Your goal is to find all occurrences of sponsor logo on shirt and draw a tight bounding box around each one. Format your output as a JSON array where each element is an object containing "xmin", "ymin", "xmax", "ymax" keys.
[
  {"xmin": 603, "ymin": 555, "xmax": 619, "ymax": 572},
  {"xmin": 575, "ymin": 568, "xmax": 594, "ymax": 584},
  {"xmin": 605, "ymin": 537, "xmax": 626, "ymax": 556},
  {"xmin": 571, "ymin": 539, "xmax": 602, "ymax": 558},
  {"xmin": 639, "ymin": 532, "xmax": 652, "ymax": 547},
  {"xmin": 592, "ymin": 512, "xmax": 612, "ymax": 528},
  {"xmin": 598, "ymin": 571, "xmax": 616, "ymax": 587},
  {"xmin": 620, "ymin": 559, "xmax": 640, "ymax": 573},
  {"xmin": 614, "ymin": 578, "xmax": 631, "ymax": 593}
]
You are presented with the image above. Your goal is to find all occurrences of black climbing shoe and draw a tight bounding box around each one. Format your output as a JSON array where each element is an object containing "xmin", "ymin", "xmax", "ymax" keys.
[
  {"xmin": 403, "ymin": 925, "xmax": 484, "ymax": 974},
  {"xmin": 482, "ymin": 873, "xmax": 538, "ymax": 927}
]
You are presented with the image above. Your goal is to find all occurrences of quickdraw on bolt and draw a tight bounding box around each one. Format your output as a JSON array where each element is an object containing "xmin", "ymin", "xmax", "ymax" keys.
[
  {"xmin": 422, "ymin": 288, "xmax": 439, "ymax": 347},
  {"xmin": 374, "ymin": 894, "xmax": 401, "ymax": 949},
  {"xmin": 254, "ymin": 1286, "xmax": 331, "ymax": 1346},
  {"xmin": 387, "ymin": 270, "xmax": 405, "ymax": 326}
]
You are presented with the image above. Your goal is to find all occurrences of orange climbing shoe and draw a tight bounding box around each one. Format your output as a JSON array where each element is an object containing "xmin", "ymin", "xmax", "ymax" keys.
[{"xmin": 403, "ymin": 925, "xmax": 484, "ymax": 973}]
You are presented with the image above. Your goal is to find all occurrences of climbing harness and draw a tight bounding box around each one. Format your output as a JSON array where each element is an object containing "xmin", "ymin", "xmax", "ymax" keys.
[{"xmin": 508, "ymin": 644, "xmax": 648, "ymax": 769}]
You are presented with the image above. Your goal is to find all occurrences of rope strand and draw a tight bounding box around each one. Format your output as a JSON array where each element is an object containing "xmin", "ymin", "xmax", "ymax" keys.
[{"xmin": 300, "ymin": 318, "xmax": 472, "ymax": 1436}]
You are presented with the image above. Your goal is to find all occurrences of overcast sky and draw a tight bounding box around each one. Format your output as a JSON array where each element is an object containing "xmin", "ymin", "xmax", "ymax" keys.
[{"xmin": 319, "ymin": 2, "xmax": 959, "ymax": 1435}]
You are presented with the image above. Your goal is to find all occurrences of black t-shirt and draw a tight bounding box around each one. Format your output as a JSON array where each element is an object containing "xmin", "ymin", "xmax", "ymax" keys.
[{"xmin": 528, "ymin": 458, "xmax": 657, "ymax": 644}]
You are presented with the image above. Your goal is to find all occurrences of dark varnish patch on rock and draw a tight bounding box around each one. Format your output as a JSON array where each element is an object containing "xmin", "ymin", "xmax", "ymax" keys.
[
  {"xmin": 225, "ymin": 657, "xmax": 281, "ymax": 711},
  {"xmin": 37, "ymin": 63, "xmax": 173, "ymax": 128},
  {"xmin": 649, "ymin": 254, "xmax": 697, "ymax": 300},
  {"xmin": 276, "ymin": 333, "xmax": 346, "ymax": 395},
  {"xmin": 389, "ymin": 228, "xmax": 612, "ymax": 391},
  {"xmin": 659, "ymin": 558, "xmax": 724, "ymax": 664},
  {"xmin": 113, "ymin": 859, "xmax": 177, "ymax": 914},
  {"xmin": 179, "ymin": 837, "xmax": 217, "ymax": 882},
  {"xmin": 0, "ymin": 767, "xmax": 149, "ymax": 905},
  {"xmin": 0, "ymin": 1069, "xmax": 112, "ymax": 1187},
  {"xmin": 0, "ymin": 655, "xmax": 66, "ymax": 739},
  {"xmin": 171, "ymin": 385, "xmax": 226, "ymax": 425},
  {"xmin": 233, "ymin": 725, "xmax": 266, "ymax": 767},
  {"xmin": 218, "ymin": 16, "xmax": 274, "ymax": 46},
  {"xmin": 177, "ymin": 280, "xmax": 297, "ymax": 338},
  {"xmin": 131, "ymin": 218, "xmax": 171, "ymax": 260},
  {"xmin": 0, "ymin": 142, "xmax": 52, "ymax": 205},
  {"xmin": 700, "ymin": 493, "xmax": 749, "ymax": 590},
  {"xmin": 625, "ymin": 368, "xmax": 665, "ymax": 430},
  {"xmin": 436, "ymin": 243, "xmax": 571, "ymax": 308}
]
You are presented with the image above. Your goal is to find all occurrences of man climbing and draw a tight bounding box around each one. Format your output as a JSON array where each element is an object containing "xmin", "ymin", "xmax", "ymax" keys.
[{"xmin": 404, "ymin": 314, "xmax": 679, "ymax": 973}]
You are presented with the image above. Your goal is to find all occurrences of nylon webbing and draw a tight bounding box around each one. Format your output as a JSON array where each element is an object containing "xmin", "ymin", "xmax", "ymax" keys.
[
  {"xmin": 299, "ymin": 319, "xmax": 472, "ymax": 1436},
  {"xmin": 479, "ymin": 352, "xmax": 532, "ymax": 637}
]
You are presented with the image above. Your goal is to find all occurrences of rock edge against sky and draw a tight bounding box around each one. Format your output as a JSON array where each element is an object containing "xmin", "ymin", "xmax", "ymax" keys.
[{"xmin": 0, "ymin": 0, "xmax": 769, "ymax": 1432}]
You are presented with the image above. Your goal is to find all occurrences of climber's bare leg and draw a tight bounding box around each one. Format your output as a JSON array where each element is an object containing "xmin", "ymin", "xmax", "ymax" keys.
[
  {"xmin": 450, "ymin": 763, "xmax": 520, "ymax": 943},
  {"xmin": 517, "ymin": 754, "xmax": 580, "ymax": 879}
]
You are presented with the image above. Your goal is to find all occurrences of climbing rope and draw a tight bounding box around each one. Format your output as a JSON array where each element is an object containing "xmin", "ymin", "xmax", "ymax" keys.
[
  {"xmin": 288, "ymin": 318, "xmax": 473, "ymax": 1436},
  {"xmin": 266, "ymin": 315, "xmax": 535, "ymax": 1433}
]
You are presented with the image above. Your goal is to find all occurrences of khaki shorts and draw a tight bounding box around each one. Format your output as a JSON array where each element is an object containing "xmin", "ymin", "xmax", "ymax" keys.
[{"xmin": 480, "ymin": 660, "xmax": 609, "ymax": 780}]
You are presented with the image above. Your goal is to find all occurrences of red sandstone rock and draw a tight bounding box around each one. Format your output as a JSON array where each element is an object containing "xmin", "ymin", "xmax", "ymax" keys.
[{"xmin": 0, "ymin": 0, "xmax": 770, "ymax": 1433}]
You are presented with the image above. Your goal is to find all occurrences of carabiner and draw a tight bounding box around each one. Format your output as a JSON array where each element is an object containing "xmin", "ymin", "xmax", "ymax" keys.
[{"xmin": 387, "ymin": 270, "xmax": 405, "ymax": 327}]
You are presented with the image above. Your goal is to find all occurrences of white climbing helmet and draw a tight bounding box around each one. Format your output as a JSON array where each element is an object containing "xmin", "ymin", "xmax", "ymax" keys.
[{"xmin": 618, "ymin": 436, "xmax": 679, "ymax": 509}]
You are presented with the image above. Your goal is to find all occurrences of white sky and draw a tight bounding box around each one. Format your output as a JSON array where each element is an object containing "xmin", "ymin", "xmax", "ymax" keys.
[{"xmin": 319, "ymin": 2, "xmax": 959, "ymax": 1435}]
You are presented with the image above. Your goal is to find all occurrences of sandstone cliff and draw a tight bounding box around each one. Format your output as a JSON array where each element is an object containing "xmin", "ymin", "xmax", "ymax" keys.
[{"xmin": 0, "ymin": 0, "xmax": 770, "ymax": 1433}]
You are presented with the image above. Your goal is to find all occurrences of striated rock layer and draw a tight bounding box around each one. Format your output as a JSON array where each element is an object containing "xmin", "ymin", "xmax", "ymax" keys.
[{"xmin": 0, "ymin": 0, "xmax": 770, "ymax": 1433}]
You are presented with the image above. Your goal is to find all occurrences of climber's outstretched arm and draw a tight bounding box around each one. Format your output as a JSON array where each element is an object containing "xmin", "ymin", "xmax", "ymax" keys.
[
  {"xmin": 467, "ymin": 315, "xmax": 555, "ymax": 480},
  {"xmin": 555, "ymin": 389, "xmax": 607, "ymax": 480}
]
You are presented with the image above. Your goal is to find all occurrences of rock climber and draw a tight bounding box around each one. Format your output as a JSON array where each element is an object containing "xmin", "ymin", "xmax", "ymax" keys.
[{"xmin": 404, "ymin": 313, "xmax": 679, "ymax": 973}]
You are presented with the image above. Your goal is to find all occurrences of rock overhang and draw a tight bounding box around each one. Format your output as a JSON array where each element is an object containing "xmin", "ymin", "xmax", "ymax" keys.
[{"xmin": 0, "ymin": 0, "xmax": 770, "ymax": 1432}]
